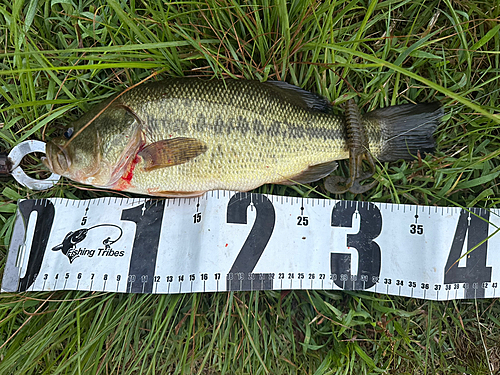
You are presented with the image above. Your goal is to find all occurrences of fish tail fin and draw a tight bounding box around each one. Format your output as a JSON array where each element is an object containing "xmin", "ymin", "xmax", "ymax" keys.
[{"xmin": 364, "ymin": 102, "xmax": 443, "ymax": 161}]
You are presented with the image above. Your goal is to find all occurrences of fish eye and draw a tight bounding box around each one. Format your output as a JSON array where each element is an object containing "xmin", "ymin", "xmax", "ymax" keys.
[{"xmin": 64, "ymin": 127, "xmax": 74, "ymax": 139}]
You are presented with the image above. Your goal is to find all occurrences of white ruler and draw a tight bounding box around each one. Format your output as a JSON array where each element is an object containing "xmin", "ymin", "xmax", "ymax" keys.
[{"xmin": 2, "ymin": 192, "xmax": 499, "ymax": 300}]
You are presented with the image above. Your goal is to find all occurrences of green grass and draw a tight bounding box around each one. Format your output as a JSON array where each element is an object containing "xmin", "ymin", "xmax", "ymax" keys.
[{"xmin": 1, "ymin": 0, "xmax": 500, "ymax": 373}]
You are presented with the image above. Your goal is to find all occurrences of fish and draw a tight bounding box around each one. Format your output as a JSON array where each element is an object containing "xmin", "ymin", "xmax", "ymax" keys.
[{"xmin": 43, "ymin": 78, "xmax": 443, "ymax": 197}]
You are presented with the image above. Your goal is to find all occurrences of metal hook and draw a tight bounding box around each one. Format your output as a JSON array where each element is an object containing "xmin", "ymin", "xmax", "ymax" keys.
[{"xmin": 5, "ymin": 140, "xmax": 60, "ymax": 190}]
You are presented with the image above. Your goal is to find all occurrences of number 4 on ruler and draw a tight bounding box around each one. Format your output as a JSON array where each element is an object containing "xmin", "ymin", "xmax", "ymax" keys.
[{"xmin": 444, "ymin": 209, "xmax": 492, "ymax": 299}]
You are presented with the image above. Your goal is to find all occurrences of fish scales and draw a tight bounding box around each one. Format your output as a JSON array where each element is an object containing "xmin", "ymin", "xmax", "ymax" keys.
[
  {"xmin": 118, "ymin": 80, "xmax": 349, "ymax": 193},
  {"xmin": 44, "ymin": 78, "xmax": 442, "ymax": 197}
]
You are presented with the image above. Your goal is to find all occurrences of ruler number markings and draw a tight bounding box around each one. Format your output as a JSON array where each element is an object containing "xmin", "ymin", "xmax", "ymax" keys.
[
  {"xmin": 121, "ymin": 200, "xmax": 165, "ymax": 293},
  {"xmin": 226, "ymin": 193, "xmax": 275, "ymax": 291},
  {"xmin": 297, "ymin": 216, "xmax": 308, "ymax": 226},
  {"xmin": 9, "ymin": 195, "xmax": 498, "ymax": 299},
  {"xmin": 17, "ymin": 200, "xmax": 55, "ymax": 292},
  {"xmin": 330, "ymin": 202, "xmax": 382, "ymax": 291},
  {"xmin": 409, "ymin": 224, "xmax": 423, "ymax": 235},
  {"xmin": 444, "ymin": 209, "xmax": 492, "ymax": 299},
  {"xmin": 193, "ymin": 213, "xmax": 202, "ymax": 223}
]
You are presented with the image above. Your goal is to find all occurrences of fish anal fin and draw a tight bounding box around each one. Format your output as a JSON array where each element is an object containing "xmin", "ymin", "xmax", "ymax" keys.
[
  {"xmin": 139, "ymin": 137, "xmax": 208, "ymax": 171},
  {"xmin": 278, "ymin": 161, "xmax": 338, "ymax": 185}
]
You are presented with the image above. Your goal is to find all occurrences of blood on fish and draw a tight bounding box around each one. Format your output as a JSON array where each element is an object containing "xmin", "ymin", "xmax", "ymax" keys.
[
  {"xmin": 122, "ymin": 155, "xmax": 140, "ymax": 182},
  {"xmin": 114, "ymin": 154, "xmax": 141, "ymax": 190}
]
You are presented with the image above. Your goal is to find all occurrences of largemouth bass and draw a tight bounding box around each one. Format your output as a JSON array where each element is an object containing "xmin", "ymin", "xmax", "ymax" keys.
[{"xmin": 44, "ymin": 78, "xmax": 442, "ymax": 197}]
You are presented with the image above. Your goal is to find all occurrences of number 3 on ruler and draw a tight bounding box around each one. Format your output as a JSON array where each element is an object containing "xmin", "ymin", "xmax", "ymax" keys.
[{"xmin": 330, "ymin": 202, "xmax": 382, "ymax": 290}]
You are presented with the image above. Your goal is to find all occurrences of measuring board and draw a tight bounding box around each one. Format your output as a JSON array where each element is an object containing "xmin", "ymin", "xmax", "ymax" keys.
[{"xmin": 2, "ymin": 191, "xmax": 499, "ymax": 300}]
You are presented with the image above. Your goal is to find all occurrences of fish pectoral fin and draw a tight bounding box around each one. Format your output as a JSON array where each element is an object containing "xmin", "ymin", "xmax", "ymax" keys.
[
  {"xmin": 139, "ymin": 137, "xmax": 208, "ymax": 171},
  {"xmin": 279, "ymin": 161, "xmax": 338, "ymax": 185}
]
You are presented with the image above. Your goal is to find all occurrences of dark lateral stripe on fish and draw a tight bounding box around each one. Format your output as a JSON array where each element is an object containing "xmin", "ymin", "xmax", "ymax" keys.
[{"xmin": 144, "ymin": 113, "xmax": 344, "ymax": 142}]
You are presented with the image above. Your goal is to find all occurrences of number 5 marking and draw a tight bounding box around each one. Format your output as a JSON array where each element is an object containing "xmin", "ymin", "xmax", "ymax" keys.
[{"xmin": 330, "ymin": 201, "xmax": 382, "ymax": 290}]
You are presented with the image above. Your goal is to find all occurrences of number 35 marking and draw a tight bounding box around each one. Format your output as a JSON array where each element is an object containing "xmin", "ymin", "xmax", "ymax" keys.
[{"xmin": 410, "ymin": 223, "xmax": 423, "ymax": 235}]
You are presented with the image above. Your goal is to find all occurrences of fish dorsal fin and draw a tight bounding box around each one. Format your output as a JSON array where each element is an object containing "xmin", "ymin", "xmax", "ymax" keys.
[
  {"xmin": 263, "ymin": 81, "xmax": 332, "ymax": 113},
  {"xmin": 279, "ymin": 160, "xmax": 338, "ymax": 185},
  {"xmin": 139, "ymin": 137, "xmax": 208, "ymax": 171}
]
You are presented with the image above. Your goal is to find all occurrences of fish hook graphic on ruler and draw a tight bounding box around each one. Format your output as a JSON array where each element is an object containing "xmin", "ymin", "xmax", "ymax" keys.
[{"xmin": 51, "ymin": 224, "xmax": 123, "ymax": 263}]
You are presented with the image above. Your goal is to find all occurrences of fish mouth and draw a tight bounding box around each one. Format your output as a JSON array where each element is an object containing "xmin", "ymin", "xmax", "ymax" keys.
[{"xmin": 44, "ymin": 141, "xmax": 71, "ymax": 175}]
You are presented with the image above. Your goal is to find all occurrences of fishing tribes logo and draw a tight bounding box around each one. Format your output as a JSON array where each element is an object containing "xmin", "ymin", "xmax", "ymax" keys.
[{"xmin": 51, "ymin": 224, "xmax": 124, "ymax": 264}]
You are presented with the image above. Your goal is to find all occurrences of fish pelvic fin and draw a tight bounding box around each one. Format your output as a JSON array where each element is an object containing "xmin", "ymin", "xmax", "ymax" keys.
[
  {"xmin": 139, "ymin": 137, "xmax": 208, "ymax": 171},
  {"xmin": 365, "ymin": 102, "xmax": 443, "ymax": 161}
]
